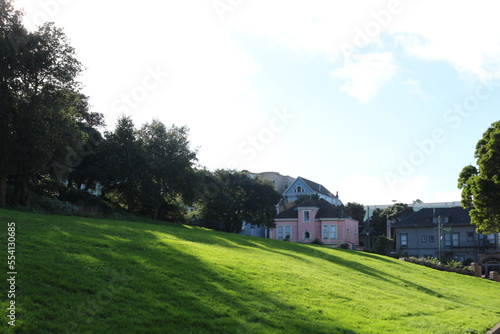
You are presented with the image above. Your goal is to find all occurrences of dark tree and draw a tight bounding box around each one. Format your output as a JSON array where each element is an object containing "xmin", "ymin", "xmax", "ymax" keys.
[
  {"xmin": 0, "ymin": 3, "xmax": 91, "ymax": 206},
  {"xmin": 369, "ymin": 208, "xmax": 387, "ymax": 234},
  {"xmin": 137, "ymin": 120, "xmax": 197, "ymax": 220},
  {"xmin": 458, "ymin": 120, "xmax": 500, "ymax": 232},
  {"xmin": 0, "ymin": 0, "xmax": 25, "ymax": 206},
  {"xmin": 346, "ymin": 202, "xmax": 366, "ymax": 223},
  {"xmin": 382, "ymin": 202, "xmax": 413, "ymax": 220},
  {"xmin": 198, "ymin": 170, "xmax": 282, "ymax": 233},
  {"xmin": 95, "ymin": 116, "xmax": 146, "ymax": 211}
]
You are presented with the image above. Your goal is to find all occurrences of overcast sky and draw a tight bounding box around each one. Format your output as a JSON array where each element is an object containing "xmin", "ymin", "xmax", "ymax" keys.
[{"xmin": 13, "ymin": 0, "xmax": 500, "ymax": 206}]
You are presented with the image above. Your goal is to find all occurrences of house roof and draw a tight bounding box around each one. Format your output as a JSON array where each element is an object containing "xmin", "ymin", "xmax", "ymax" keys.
[
  {"xmin": 298, "ymin": 177, "xmax": 336, "ymax": 198},
  {"xmin": 391, "ymin": 207, "xmax": 471, "ymax": 228},
  {"xmin": 276, "ymin": 198, "xmax": 347, "ymax": 220}
]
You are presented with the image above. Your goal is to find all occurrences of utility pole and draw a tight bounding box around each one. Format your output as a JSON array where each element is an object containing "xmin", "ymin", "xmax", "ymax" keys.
[{"xmin": 438, "ymin": 215, "xmax": 442, "ymax": 263}]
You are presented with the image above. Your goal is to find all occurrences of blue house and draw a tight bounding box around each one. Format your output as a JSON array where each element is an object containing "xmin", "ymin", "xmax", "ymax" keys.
[{"xmin": 283, "ymin": 177, "xmax": 342, "ymax": 206}]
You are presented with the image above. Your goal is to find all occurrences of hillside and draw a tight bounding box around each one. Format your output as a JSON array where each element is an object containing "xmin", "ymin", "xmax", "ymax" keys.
[{"xmin": 1, "ymin": 209, "xmax": 500, "ymax": 333}]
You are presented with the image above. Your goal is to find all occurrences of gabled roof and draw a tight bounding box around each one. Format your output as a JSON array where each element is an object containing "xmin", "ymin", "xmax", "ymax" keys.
[
  {"xmin": 276, "ymin": 199, "xmax": 346, "ymax": 220},
  {"xmin": 391, "ymin": 207, "xmax": 471, "ymax": 228},
  {"xmin": 285, "ymin": 176, "xmax": 337, "ymax": 198},
  {"xmin": 300, "ymin": 177, "xmax": 336, "ymax": 197}
]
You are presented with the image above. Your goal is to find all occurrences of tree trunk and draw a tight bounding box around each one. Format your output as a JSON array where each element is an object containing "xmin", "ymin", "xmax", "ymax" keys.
[
  {"xmin": 153, "ymin": 204, "xmax": 160, "ymax": 220},
  {"xmin": 19, "ymin": 175, "xmax": 29, "ymax": 206},
  {"xmin": 0, "ymin": 173, "xmax": 7, "ymax": 208}
]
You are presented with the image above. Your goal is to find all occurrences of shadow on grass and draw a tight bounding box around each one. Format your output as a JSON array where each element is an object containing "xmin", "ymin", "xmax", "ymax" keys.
[
  {"xmin": 132, "ymin": 224, "xmax": 443, "ymax": 299},
  {"xmin": 14, "ymin": 217, "xmax": 357, "ymax": 334},
  {"xmin": 310, "ymin": 247, "xmax": 441, "ymax": 298}
]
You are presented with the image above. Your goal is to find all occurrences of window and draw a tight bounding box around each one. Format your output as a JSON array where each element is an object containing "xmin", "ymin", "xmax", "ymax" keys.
[
  {"xmin": 331, "ymin": 226, "xmax": 336, "ymax": 238},
  {"xmin": 467, "ymin": 232, "xmax": 474, "ymax": 242},
  {"xmin": 304, "ymin": 231, "xmax": 310, "ymax": 239},
  {"xmin": 304, "ymin": 211, "xmax": 310, "ymax": 222},
  {"xmin": 277, "ymin": 226, "xmax": 291, "ymax": 239},
  {"xmin": 444, "ymin": 234, "xmax": 451, "ymax": 247},
  {"xmin": 285, "ymin": 226, "xmax": 291, "ymax": 239},
  {"xmin": 445, "ymin": 233, "xmax": 459, "ymax": 247},
  {"xmin": 429, "ymin": 235, "xmax": 435, "ymax": 242},
  {"xmin": 277, "ymin": 226, "xmax": 283, "ymax": 239},
  {"xmin": 400, "ymin": 233, "xmax": 408, "ymax": 248},
  {"xmin": 295, "ymin": 186, "xmax": 303, "ymax": 193},
  {"xmin": 323, "ymin": 225, "xmax": 337, "ymax": 239},
  {"xmin": 421, "ymin": 235, "xmax": 427, "ymax": 243}
]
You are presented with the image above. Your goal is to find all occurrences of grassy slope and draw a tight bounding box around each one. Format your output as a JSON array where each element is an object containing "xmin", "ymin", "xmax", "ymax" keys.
[{"xmin": 0, "ymin": 209, "xmax": 499, "ymax": 334}]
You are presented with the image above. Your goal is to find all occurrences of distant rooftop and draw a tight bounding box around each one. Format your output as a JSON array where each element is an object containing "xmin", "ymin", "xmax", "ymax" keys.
[{"xmin": 364, "ymin": 201, "xmax": 462, "ymax": 220}]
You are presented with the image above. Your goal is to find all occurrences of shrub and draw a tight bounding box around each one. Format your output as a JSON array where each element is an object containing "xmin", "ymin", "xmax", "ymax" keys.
[
  {"xmin": 446, "ymin": 259, "xmax": 464, "ymax": 269},
  {"xmin": 34, "ymin": 196, "xmax": 78, "ymax": 215},
  {"xmin": 374, "ymin": 235, "xmax": 394, "ymax": 255},
  {"xmin": 463, "ymin": 258, "xmax": 474, "ymax": 267},
  {"xmin": 402, "ymin": 257, "xmax": 474, "ymax": 276},
  {"xmin": 339, "ymin": 243, "xmax": 350, "ymax": 249},
  {"xmin": 311, "ymin": 238, "xmax": 324, "ymax": 245},
  {"xmin": 59, "ymin": 189, "xmax": 112, "ymax": 217}
]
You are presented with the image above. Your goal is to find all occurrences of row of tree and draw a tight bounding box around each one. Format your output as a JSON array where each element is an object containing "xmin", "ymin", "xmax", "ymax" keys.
[{"xmin": 0, "ymin": 1, "xmax": 282, "ymax": 232}]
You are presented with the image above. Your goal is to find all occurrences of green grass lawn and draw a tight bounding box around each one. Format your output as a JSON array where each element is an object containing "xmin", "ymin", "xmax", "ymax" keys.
[{"xmin": 1, "ymin": 209, "xmax": 499, "ymax": 333}]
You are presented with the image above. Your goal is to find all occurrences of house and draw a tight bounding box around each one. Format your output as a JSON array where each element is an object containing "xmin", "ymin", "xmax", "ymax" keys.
[
  {"xmin": 269, "ymin": 198, "xmax": 359, "ymax": 248},
  {"xmin": 251, "ymin": 171, "xmax": 296, "ymax": 195},
  {"xmin": 390, "ymin": 207, "xmax": 500, "ymax": 274},
  {"xmin": 239, "ymin": 171, "xmax": 296, "ymax": 238},
  {"xmin": 360, "ymin": 201, "xmax": 463, "ymax": 250},
  {"xmin": 283, "ymin": 176, "xmax": 342, "ymax": 206}
]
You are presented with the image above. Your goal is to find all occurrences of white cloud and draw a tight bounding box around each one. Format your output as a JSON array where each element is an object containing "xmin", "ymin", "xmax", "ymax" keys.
[
  {"xmin": 403, "ymin": 79, "xmax": 430, "ymax": 100},
  {"xmin": 389, "ymin": 0, "xmax": 500, "ymax": 80},
  {"xmin": 332, "ymin": 52, "xmax": 397, "ymax": 102},
  {"xmin": 232, "ymin": 1, "xmax": 500, "ymax": 86}
]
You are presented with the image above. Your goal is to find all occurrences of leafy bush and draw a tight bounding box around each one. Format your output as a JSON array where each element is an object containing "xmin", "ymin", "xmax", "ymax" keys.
[
  {"xmin": 339, "ymin": 243, "xmax": 350, "ymax": 249},
  {"xmin": 33, "ymin": 196, "xmax": 78, "ymax": 215},
  {"xmin": 311, "ymin": 238, "xmax": 324, "ymax": 245},
  {"xmin": 463, "ymin": 258, "xmax": 474, "ymax": 267},
  {"xmin": 446, "ymin": 259, "xmax": 464, "ymax": 269},
  {"xmin": 59, "ymin": 189, "xmax": 113, "ymax": 217},
  {"xmin": 403, "ymin": 257, "xmax": 473, "ymax": 276},
  {"xmin": 374, "ymin": 235, "xmax": 394, "ymax": 255}
]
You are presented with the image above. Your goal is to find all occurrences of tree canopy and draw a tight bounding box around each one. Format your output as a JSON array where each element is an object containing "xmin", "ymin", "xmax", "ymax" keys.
[
  {"xmin": 458, "ymin": 120, "xmax": 500, "ymax": 233},
  {"xmin": 382, "ymin": 202, "xmax": 413, "ymax": 221},
  {"xmin": 196, "ymin": 170, "xmax": 282, "ymax": 233},
  {"xmin": 346, "ymin": 202, "xmax": 366, "ymax": 223},
  {"xmin": 0, "ymin": 1, "xmax": 103, "ymax": 207}
]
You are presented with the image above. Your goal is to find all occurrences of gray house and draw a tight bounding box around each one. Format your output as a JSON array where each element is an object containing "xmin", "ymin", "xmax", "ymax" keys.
[
  {"xmin": 283, "ymin": 176, "xmax": 342, "ymax": 206},
  {"xmin": 390, "ymin": 207, "xmax": 500, "ymax": 271}
]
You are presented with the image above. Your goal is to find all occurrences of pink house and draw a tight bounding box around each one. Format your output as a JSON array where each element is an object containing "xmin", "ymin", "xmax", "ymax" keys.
[{"xmin": 269, "ymin": 199, "xmax": 359, "ymax": 248}]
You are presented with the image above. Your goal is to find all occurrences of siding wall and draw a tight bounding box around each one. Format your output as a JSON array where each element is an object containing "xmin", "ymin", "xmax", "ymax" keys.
[{"xmin": 394, "ymin": 226, "xmax": 478, "ymax": 260}]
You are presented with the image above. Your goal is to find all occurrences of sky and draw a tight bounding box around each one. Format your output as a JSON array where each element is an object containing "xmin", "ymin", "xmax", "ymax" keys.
[{"xmin": 12, "ymin": 0, "xmax": 500, "ymax": 206}]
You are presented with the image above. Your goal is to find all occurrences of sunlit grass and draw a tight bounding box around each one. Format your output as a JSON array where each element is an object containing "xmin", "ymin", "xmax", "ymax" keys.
[{"xmin": 1, "ymin": 209, "xmax": 499, "ymax": 333}]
